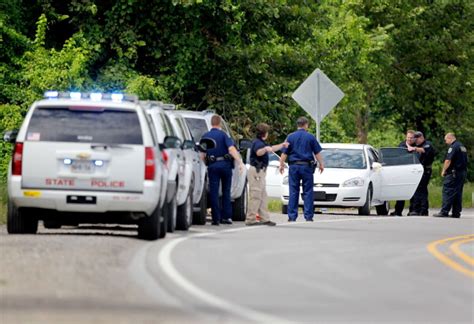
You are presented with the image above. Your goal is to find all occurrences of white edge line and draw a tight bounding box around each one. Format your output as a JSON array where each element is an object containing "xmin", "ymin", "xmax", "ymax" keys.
[{"xmin": 157, "ymin": 216, "xmax": 410, "ymax": 323}]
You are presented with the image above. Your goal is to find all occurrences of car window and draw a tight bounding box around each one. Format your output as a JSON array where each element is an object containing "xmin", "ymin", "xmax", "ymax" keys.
[
  {"xmin": 159, "ymin": 112, "xmax": 175, "ymax": 137},
  {"xmin": 184, "ymin": 117, "xmax": 208, "ymax": 142},
  {"xmin": 320, "ymin": 148, "xmax": 366, "ymax": 169},
  {"xmin": 175, "ymin": 117, "xmax": 191, "ymax": 141},
  {"xmin": 27, "ymin": 107, "xmax": 143, "ymax": 144},
  {"xmin": 367, "ymin": 148, "xmax": 380, "ymax": 164},
  {"xmin": 268, "ymin": 152, "xmax": 280, "ymax": 162},
  {"xmin": 379, "ymin": 148, "xmax": 420, "ymax": 166}
]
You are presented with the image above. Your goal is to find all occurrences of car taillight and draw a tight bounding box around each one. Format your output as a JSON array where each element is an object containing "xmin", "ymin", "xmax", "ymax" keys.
[
  {"xmin": 145, "ymin": 147, "xmax": 155, "ymax": 180},
  {"xmin": 12, "ymin": 142, "xmax": 23, "ymax": 176},
  {"xmin": 161, "ymin": 150, "xmax": 168, "ymax": 167}
]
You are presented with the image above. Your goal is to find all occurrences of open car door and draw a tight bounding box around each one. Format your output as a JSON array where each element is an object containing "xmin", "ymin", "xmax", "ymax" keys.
[{"xmin": 378, "ymin": 148, "xmax": 423, "ymax": 201}]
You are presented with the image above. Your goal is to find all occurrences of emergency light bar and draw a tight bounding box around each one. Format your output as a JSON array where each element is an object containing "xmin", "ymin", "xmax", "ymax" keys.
[{"xmin": 44, "ymin": 91, "xmax": 138, "ymax": 103}]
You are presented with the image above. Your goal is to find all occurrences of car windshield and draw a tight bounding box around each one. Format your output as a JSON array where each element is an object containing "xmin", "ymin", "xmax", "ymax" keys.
[
  {"xmin": 320, "ymin": 148, "xmax": 366, "ymax": 169},
  {"xmin": 27, "ymin": 107, "xmax": 143, "ymax": 144}
]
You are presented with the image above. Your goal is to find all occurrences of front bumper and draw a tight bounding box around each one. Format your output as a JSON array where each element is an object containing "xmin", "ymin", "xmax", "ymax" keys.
[{"xmin": 281, "ymin": 185, "xmax": 367, "ymax": 208}]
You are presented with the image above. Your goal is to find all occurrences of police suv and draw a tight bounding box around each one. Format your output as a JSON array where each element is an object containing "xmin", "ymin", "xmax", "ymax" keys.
[
  {"xmin": 4, "ymin": 92, "xmax": 169, "ymax": 240},
  {"xmin": 178, "ymin": 110, "xmax": 250, "ymax": 221}
]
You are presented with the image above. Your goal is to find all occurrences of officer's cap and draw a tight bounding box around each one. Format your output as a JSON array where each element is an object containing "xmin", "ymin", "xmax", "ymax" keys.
[{"xmin": 414, "ymin": 131, "xmax": 424, "ymax": 138}]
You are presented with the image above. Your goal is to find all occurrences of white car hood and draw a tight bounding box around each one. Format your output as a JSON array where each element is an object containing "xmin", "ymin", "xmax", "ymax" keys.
[{"xmin": 313, "ymin": 168, "xmax": 368, "ymax": 184}]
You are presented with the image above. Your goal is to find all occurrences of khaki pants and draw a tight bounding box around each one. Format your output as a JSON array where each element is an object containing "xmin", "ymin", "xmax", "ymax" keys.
[{"xmin": 246, "ymin": 166, "xmax": 270, "ymax": 223}]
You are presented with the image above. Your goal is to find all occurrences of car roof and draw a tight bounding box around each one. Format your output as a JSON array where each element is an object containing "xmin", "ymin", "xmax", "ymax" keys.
[
  {"xmin": 321, "ymin": 143, "xmax": 369, "ymax": 150},
  {"xmin": 174, "ymin": 110, "xmax": 215, "ymax": 119}
]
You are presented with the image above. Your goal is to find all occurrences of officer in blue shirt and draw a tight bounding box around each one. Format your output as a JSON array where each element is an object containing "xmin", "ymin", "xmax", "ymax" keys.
[
  {"xmin": 202, "ymin": 115, "xmax": 244, "ymax": 225},
  {"xmin": 279, "ymin": 117, "xmax": 324, "ymax": 221},
  {"xmin": 434, "ymin": 133, "xmax": 468, "ymax": 218}
]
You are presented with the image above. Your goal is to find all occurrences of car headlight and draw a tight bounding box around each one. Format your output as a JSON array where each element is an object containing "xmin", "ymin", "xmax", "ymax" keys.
[
  {"xmin": 342, "ymin": 177, "xmax": 364, "ymax": 187},
  {"xmin": 283, "ymin": 176, "xmax": 289, "ymax": 185}
]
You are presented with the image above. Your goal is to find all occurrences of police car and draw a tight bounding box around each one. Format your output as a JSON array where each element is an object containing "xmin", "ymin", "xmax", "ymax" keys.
[
  {"xmin": 4, "ymin": 91, "xmax": 169, "ymax": 240},
  {"xmin": 281, "ymin": 143, "xmax": 424, "ymax": 215},
  {"xmin": 165, "ymin": 110, "xmax": 208, "ymax": 226},
  {"xmin": 178, "ymin": 110, "xmax": 249, "ymax": 221}
]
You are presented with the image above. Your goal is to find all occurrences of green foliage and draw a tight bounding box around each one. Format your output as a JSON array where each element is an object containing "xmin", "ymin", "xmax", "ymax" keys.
[{"xmin": 0, "ymin": 0, "xmax": 472, "ymax": 185}]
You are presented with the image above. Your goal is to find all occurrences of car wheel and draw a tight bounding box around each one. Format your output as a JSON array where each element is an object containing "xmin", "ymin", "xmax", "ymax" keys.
[
  {"xmin": 7, "ymin": 201, "xmax": 38, "ymax": 234},
  {"xmin": 193, "ymin": 181, "xmax": 207, "ymax": 225},
  {"xmin": 177, "ymin": 182, "xmax": 193, "ymax": 231},
  {"xmin": 43, "ymin": 220, "xmax": 62, "ymax": 229},
  {"xmin": 358, "ymin": 186, "xmax": 372, "ymax": 216},
  {"xmin": 167, "ymin": 191, "xmax": 177, "ymax": 233},
  {"xmin": 375, "ymin": 201, "xmax": 390, "ymax": 216},
  {"xmin": 282, "ymin": 204, "xmax": 288, "ymax": 214},
  {"xmin": 137, "ymin": 203, "xmax": 161, "ymax": 240},
  {"xmin": 232, "ymin": 180, "xmax": 248, "ymax": 221}
]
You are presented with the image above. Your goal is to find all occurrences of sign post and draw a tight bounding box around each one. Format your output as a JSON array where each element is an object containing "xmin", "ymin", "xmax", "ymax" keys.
[{"xmin": 292, "ymin": 68, "xmax": 344, "ymax": 141}]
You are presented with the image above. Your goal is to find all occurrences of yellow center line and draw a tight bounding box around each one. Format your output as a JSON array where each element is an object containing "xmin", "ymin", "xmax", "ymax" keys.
[
  {"xmin": 450, "ymin": 238, "xmax": 474, "ymax": 267},
  {"xmin": 427, "ymin": 234, "xmax": 474, "ymax": 278}
]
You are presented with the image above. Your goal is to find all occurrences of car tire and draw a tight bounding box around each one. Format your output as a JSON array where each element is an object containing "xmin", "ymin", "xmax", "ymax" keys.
[
  {"xmin": 7, "ymin": 201, "xmax": 38, "ymax": 234},
  {"xmin": 282, "ymin": 204, "xmax": 288, "ymax": 214},
  {"xmin": 137, "ymin": 203, "xmax": 161, "ymax": 240},
  {"xmin": 159, "ymin": 201, "xmax": 168, "ymax": 239},
  {"xmin": 193, "ymin": 182, "xmax": 207, "ymax": 225},
  {"xmin": 232, "ymin": 180, "xmax": 248, "ymax": 221},
  {"xmin": 358, "ymin": 186, "xmax": 372, "ymax": 216},
  {"xmin": 43, "ymin": 220, "xmax": 62, "ymax": 229},
  {"xmin": 167, "ymin": 191, "xmax": 177, "ymax": 233},
  {"xmin": 375, "ymin": 201, "xmax": 390, "ymax": 216},
  {"xmin": 177, "ymin": 182, "xmax": 193, "ymax": 231}
]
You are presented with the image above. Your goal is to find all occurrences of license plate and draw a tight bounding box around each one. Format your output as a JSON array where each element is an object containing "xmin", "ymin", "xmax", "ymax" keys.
[
  {"xmin": 314, "ymin": 191, "xmax": 326, "ymax": 201},
  {"xmin": 71, "ymin": 160, "xmax": 94, "ymax": 173}
]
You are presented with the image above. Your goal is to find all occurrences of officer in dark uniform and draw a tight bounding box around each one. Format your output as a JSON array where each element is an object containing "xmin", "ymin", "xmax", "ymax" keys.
[
  {"xmin": 408, "ymin": 131, "xmax": 436, "ymax": 216},
  {"xmin": 279, "ymin": 117, "xmax": 324, "ymax": 222},
  {"xmin": 390, "ymin": 130, "xmax": 417, "ymax": 216},
  {"xmin": 202, "ymin": 115, "xmax": 244, "ymax": 225},
  {"xmin": 434, "ymin": 133, "xmax": 468, "ymax": 218}
]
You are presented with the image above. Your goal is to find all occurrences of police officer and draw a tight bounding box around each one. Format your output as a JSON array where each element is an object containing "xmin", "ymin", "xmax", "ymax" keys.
[
  {"xmin": 279, "ymin": 117, "xmax": 324, "ymax": 222},
  {"xmin": 246, "ymin": 123, "xmax": 288, "ymax": 226},
  {"xmin": 202, "ymin": 115, "xmax": 244, "ymax": 225},
  {"xmin": 434, "ymin": 133, "xmax": 468, "ymax": 218},
  {"xmin": 408, "ymin": 131, "xmax": 435, "ymax": 216},
  {"xmin": 390, "ymin": 130, "xmax": 417, "ymax": 216}
]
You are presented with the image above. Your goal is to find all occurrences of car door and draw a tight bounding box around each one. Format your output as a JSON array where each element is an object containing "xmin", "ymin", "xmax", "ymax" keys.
[
  {"xmin": 266, "ymin": 152, "xmax": 284, "ymax": 198},
  {"xmin": 378, "ymin": 147, "xmax": 423, "ymax": 201},
  {"xmin": 366, "ymin": 146, "xmax": 382, "ymax": 202}
]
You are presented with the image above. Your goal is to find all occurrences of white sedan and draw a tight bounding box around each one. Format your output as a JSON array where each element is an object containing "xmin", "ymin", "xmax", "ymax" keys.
[
  {"xmin": 281, "ymin": 143, "xmax": 424, "ymax": 215},
  {"xmin": 245, "ymin": 151, "xmax": 287, "ymax": 199}
]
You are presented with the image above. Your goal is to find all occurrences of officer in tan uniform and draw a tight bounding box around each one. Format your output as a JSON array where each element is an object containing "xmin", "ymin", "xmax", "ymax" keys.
[{"xmin": 246, "ymin": 123, "xmax": 288, "ymax": 226}]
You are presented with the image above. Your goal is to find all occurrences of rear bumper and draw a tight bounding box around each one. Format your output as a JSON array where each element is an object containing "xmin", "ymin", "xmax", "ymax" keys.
[{"xmin": 9, "ymin": 176, "xmax": 161, "ymax": 215}]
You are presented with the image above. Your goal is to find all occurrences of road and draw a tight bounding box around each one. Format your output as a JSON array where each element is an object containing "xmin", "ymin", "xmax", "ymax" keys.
[{"xmin": 1, "ymin": 209, "xmax": 473, "ymax": 323}]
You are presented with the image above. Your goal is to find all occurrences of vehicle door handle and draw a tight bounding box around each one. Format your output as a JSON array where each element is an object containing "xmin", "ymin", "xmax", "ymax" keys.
[{"xmin": 411, "ymin": 169, "xmax": 422, "ymax": 173}]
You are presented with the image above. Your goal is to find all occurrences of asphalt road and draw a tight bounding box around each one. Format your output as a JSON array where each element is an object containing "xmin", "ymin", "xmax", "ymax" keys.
[{"xmin": 1, "ymin": 209, "xmax": 473, "ymax": 323}]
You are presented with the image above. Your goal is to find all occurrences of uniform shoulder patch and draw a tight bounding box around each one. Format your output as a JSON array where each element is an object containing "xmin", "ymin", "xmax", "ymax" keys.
[
  {"xmin": 448, "ymin": 147, "xmax": 453, "ymax": 153},
  {"xmin": 460, "ymin": 146, "xmax": 467, "ymax": 152},
  {"xmin": 424, "ymin": 144, "xmax": 430, "ymax": 148}
]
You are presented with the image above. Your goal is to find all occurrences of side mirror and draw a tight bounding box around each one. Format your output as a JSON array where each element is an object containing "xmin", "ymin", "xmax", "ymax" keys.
[
  {"xmin": 182, "ymin": 139, "xmax": 195, "ymax": 150},
  {"xmin": 3, "ymin": 130, "xmax": 18, "ymax": 143},
  {"xmin": 163, "ymin": 136, "xmax": 182, "ymax": 149},
  {"xmin": 198, "ymin": 138, "xmax": 216, "ymax": 152},
  {"xmin": 239, "ymin": 139, "xmax": 252, "ymax": 150}
]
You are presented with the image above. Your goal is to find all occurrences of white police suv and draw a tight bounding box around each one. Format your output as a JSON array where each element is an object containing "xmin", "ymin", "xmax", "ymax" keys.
[{"xmin": 4, "ymin": 91, "xmax": 169, "ymax": 240}]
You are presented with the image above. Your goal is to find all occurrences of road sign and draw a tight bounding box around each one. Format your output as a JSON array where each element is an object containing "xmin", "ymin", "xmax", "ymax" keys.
[{"xmin": 292, "ymin": 68, "xmax": 344, "ymax": 140}]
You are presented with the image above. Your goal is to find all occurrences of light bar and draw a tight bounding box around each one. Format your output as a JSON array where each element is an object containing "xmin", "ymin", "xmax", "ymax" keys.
[
  {"xmin": 44, "ymin": 91, "xmax": 59, "ymax": 98},
  {"xmin": 70, "ymin": 92, "xmax": 82, "ymax": 100},
  {"xmin": 42, "ymin": 91, "xmax": 138, "ymax": 103},
  {"xmin": 111, "ymin": 93, "xmax": 124, "ymax": 102},
  {"xmin": 90, "ymin": 93, "xmax": 102, "ymax": 101}
]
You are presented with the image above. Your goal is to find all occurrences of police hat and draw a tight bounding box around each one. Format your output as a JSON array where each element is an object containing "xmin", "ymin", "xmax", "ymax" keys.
[{"xmin": 414, "ymin": 131, "xmax": 424, "ymax": 138}]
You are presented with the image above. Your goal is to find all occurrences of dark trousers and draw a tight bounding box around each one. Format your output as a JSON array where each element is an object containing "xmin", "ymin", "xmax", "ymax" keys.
[
  {"xmin": 288, "ymin": 164, "xmax": 314, "ymax": 221},
  {"xmin": 441, "ymin": 170, "xmax": 466, "ymax": 217},
  {"xmin": 411, "ymin": 169, "xmax": 432, "ymax": 214},
  {"xmin": 208, "ymin": 164, "xmax": 233, "ymax": 223}
]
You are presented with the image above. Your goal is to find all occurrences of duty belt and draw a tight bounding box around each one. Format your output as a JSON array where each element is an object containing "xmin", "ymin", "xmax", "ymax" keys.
[
  {"xmin": 289, "ymin": 161, "xmax": 312, "ymax": 166},
  {"xmin": 206, "ymin": 154, "xmax": 232, "ymax": 164}
]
